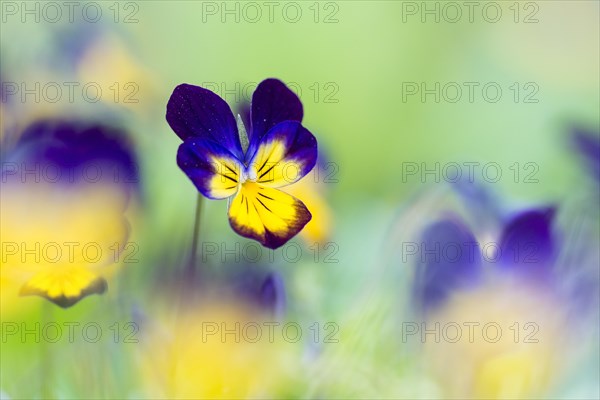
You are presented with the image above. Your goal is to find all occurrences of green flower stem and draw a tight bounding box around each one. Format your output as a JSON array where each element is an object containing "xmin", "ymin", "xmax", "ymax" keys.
[{"xmin": 186, "ymin": 192, "xmax": 204, "ymax": 278}]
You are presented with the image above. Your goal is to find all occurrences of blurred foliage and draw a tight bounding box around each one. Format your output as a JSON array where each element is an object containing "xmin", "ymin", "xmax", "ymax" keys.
[{"xmin": 1, "ymin": 1, "xmax": 599, "ymax": 399}]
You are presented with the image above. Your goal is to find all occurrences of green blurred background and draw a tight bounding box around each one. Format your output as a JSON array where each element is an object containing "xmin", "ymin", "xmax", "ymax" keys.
[{"xmin": 1, "ymin": 1, "xmax": 599, "ymax": 399}]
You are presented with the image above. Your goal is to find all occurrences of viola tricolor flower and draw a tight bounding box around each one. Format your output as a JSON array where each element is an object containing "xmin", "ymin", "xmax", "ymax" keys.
[
  {"xmin": 166, "ymin": 79, "xmax": 318, "ymax": 249},
  {"xmin": 409, "ymin": 201, "xmax": 598, "ymax": 398},
  {"xmin": 1, "ymin": 120, "xmax": 138, "ymax": 308},
  {"xmin": 413, "ymin": 207, "xmax": 557, "ymax": 313},
  {"xmin": 237, "ymin": 101, "xmax": 333, "ymax": 245},
  {"xmin": 138, "ymin": 298, "xmax": 292, "ymax": 399}
]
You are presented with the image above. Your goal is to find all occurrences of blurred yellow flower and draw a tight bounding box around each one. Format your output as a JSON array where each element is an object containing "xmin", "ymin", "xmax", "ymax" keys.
[
  {"xmin": 76, "ymin": 33, "xmax": 156, "ymax": 113},
  {"xmin": 138, "ymin": 299, "xmax": 300, "ymax": 399},
  {"xmin": 423, "ymin": 280, "xmax": 568, "ymax": 399},
  {"xmin": 1, "ymin": 120, "xmax": 139, "ymax": 309},
  {"xmin": 1, "ymin": 181, "xmax": 130, "ymax": 308},
  {"xmin": 287, "ymin": 162, "xmax": 333, "ymax": 246}
]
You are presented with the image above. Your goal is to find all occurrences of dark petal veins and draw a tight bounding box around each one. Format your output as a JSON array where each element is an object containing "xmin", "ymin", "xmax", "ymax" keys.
[
  {"xmin": 498, "ymin": 208, "xmax": 556, "ymax": 276},
  {"xmin": 250, "ymin": 79, "xmax": 303, "ymax": 151},
  {"xmin": 177, "ymin": 138, "xmax": 241, "ymax": 199},
  {"xmin": 228, "ymin": 184, "xmax": 312, "ymax": 250},
  {"xmin": 413, "ymin": 219, "xmax": 482, "ymax": 313},
  {"xmin": 166, "ymin": 84, "xmax": 243, "ymax": 160},
  {"xmin": 247, "ymin": 121, "xmax": 318, "ymax": 186}
]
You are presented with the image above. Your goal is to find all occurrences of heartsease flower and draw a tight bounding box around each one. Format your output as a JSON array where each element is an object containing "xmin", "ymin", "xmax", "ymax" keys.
[
  {"xmin": 166, "ymin": 79, "xmax": 318, "ymax": 249},
  {"xmin": 1, "ymin": 120, "xmax": 138, "ymax": 308},
  {"xmin": 413, "ymin": 207, "xmax": 557, "ymax": 314},
  {"xmin": 237, "ymin": 101, "xmax": 333, "ymax": 245},
  {"xmin": 410, "ymin": 203, "xmax": 598, "ymax": 398}
]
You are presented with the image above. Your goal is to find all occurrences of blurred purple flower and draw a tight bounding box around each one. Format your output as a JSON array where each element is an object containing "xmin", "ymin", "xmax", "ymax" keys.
[
  {"xmin": 1, "ymin": 119, "xmax": 140, "ymax": 307},
  {"xmin": 230, "ymin": 269, "xmax": 287, "ymax": 319},
  {"xmin": 414, "ymin": 207, "xmax": 557, "ymax": 313},
  {"xmin": 413, "ymin": 218, "xmax": 482, "ymax": 311},
  {"xmin": 2, "ymin": 119, "xmax": 139, "ymax": 191},
  {"xmin": 49, "ymin": 23, "xmax": 104, "ymax": 72}
]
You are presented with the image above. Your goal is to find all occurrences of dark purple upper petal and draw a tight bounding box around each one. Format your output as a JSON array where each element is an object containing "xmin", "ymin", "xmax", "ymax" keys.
[
  {"xmin": 572, "ymin": 128, "xmax": 600, "ymax": 183},
  {"xmin": 413, "ymin": 219, "xmax": 482, "ymax": 313},
  {"xmin": 237, "ymin": 101, "xmax": 251, "ymax": 135},
  {"xmin": 166, "ymin": 84, "xmax": 243, "ymax": 160},
  {"xmin": 250, "ymin": 79, "xmax": 303, "ymax": 152},
  {"xmin": 498, "ymin": 208, "xmax": 556, "ymax": 276}
]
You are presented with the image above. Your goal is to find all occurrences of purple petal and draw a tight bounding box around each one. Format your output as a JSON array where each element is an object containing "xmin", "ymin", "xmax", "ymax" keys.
[
  {"xmin": 452, "ymin": 180, "xmax": 502, "ymax": 227},
  {"xmin": 177, "ymin": 138, "xmax": 242, "ymax": 199},
  {"xmin": 260, "ymin": 273, "xmax": 286, "ymax": 318},
  {"xmin": 166, "ymin": 84, "xmax": 243, "ymax": 160},
  {"xmin": 246, "ymin": 121, "xmax": 318, "ymax": 188},
  {"xmin": 498, "ymin": 208, "xmax": 556, "ymax": 276},
  {"xmin": 237, "ymin": 101, "xmax": 251, "ymax": 134},
  {"xmin": 3, "ymin": 120, "xmax": 139, "ymax": 189},
  {"xmin": 250, "ymin": 79, "xmax": 303, "ymax": 149},
  {"xmin": 572, "ymin": 128, "xmax": 600, "ymax": 183},
  {"xmin": 413, "ymin": 219, "xmax": 482, "ymax": 312},
  {"xmin": 229, "ymin": 269, "xmax": 286, "ymax": 317},
  {"xmin": 51, "ymin": 22, "xmax": 103, "ymax": 71}
]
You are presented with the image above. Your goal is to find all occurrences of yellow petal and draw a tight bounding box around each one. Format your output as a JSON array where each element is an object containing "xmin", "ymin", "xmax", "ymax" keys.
[
  {"xmin": 228, "ymin": 182, "xmax": 311, "ymax": 249},
  {"xmin": 19, "ymin": 267, "xmax": 107, "ymax": 308}
]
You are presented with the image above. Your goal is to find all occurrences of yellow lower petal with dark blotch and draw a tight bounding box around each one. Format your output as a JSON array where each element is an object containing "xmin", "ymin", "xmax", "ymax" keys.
[
  {"xmin": 228, "ymin": 182, "xmax": 311, "ymax": 249},
  {"xmin": 19, "ymin": 267, "xmax": 107, "ymax": 308}
]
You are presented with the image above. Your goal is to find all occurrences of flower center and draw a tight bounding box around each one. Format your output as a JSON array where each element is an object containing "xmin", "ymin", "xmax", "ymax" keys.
[{"xmin": 240, "ymin": 166, "xmax": 258, "ymax": 183}]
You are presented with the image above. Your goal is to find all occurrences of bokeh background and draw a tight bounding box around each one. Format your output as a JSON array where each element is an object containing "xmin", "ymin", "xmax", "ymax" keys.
[{"xmin": 1, "ymin": 1, "xmax": 599, "ymax": 399}]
